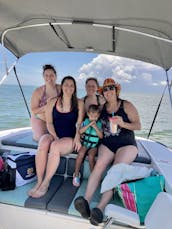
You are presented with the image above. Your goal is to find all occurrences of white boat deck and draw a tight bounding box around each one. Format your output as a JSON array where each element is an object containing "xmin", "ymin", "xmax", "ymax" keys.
[{"xmin": 0, "ymin": 128, "xmax": 172, "ymax": 229}]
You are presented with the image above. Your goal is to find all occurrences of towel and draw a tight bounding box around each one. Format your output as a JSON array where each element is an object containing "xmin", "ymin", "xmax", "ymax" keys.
[{"xmin": 101, "ymin": 163, "xmax": 153, "ymax": 193}]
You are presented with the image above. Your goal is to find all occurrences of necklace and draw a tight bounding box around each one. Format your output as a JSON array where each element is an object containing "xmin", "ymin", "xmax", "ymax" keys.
[{"xmin": 106, "ymin": 100, "xmax": 120, "ymax": 114}]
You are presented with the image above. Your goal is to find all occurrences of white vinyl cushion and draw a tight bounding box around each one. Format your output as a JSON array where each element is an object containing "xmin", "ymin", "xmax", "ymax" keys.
[
  {"xmin": 105, "ymin": 192, "xmax": 172, "ymax": 229},
  {"xmin": 105, "ymin": 204, "xmax": 140, "ymax": 228},
  {"xmin": 145, "ymin": 192, "xmax": 172, "ymax": 229}
]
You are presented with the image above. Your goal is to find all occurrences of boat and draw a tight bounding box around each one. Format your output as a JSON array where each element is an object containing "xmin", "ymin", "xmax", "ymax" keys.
[{"xmin": 0, "ymin": 1, "xmax": 172, "ymax": 228}]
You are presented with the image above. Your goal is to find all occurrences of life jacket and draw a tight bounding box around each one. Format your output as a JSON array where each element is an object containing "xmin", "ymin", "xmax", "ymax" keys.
[{"xmin": 81, "ymin": 118, "xmax": 102, "ymax": 148}]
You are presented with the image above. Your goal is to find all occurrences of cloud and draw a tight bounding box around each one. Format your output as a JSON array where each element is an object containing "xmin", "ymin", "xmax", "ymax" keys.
[
  {"xmin": 77, "ymin": 54, "xmax": 163, "ymax": 90},
  {"xmin": 141, "ymin": 73, "xmax": 152, "ymax": 82},
  {"xmin": 153, "ymin": 81, "xmax": 167, "ymax": 87}
]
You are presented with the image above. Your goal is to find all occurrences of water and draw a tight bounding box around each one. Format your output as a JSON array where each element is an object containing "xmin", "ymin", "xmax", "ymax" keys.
[{"xmin": 0, "ymin": 84, "xmax": 172, "ymax": 149}]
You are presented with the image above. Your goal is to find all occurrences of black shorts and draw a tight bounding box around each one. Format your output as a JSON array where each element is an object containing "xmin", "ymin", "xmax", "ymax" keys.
[{"xmin": 101, "ymin": 135, "xmax": 137, "ymax": 153}]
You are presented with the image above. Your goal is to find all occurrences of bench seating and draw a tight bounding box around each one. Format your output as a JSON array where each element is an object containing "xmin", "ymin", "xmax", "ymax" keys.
[
  {"xmin": 1, "ymin": 130, "xmax": 151, "ymax": 164},
  {"xmin": 0, "ymin": 129, "xmax": 152, "ymax": 221},
  {"xmin": 0, "ymin": 155, "xmax": 122, "ymax": 219}
]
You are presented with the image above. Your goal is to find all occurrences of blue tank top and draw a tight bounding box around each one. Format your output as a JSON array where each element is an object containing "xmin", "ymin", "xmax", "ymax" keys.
[{"xmin": 52, "ymin": 103, "xmax": 78, "ymax": 138}]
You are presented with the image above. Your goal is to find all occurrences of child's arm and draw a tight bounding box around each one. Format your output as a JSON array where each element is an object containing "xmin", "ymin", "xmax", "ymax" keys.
[
  {"xmin": 79, "ymin": 121, "xmax": 92, "ymax": 134},
  {"xmin": 91, "ymin": 121, "xmax": 103, "ymax": 139}
]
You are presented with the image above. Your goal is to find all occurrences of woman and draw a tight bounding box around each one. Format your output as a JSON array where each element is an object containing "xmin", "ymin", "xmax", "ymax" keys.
[
  {"xmin": 30, "ymin": 64, "xmax": 61, "ymax": 141},
  {"xmin": 83, "ymin": 77, "xmax": 105, "ymax": 113},
  {"xmin": 74, "ymin": 78, "xmax": 141, "ymax": 225},
  {"xmin": 28, "ymin": 76, "xmax": 84, "ymax": 198}
]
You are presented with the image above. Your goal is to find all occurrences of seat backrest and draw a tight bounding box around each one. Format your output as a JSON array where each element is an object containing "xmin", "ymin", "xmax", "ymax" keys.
[{"xmin": 145, "ymin": 192, "xmax": 172, "ymax": 229}]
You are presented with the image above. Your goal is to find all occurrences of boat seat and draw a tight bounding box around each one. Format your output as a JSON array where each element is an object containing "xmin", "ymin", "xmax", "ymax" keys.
[
  {"xmin": 1, "ymin": 131, "xmax": 38, "ymax": 149},
  {"xmin": 25, "ymin": 175, "xmax": 64, "ymax": 210},
  {"xmin": 47, "ymin": 158, "xmax": 84, "ymax": 214},
  {"xmin": 25, "ymin": 157, "xmax": 83, "ymax": 212},
  {"xmin": 104, "ymin": 192, "xmax": 172, "ymax": 229},
  {"xmin": 0, "ymin": 152, "xmax": 152, "ymax": 224},
  {"xmin": 0, "ymin": 134, "xmax": 152, "ymax": 219},
  {"xmin": 47, "ymin": 177, "xmax": 78, "ymax": 214},
  {"xmin": 1, "ymin": 129, "xmax": 151, "ymax": 164},
  {"xmin": 0, "ymin": 157, "xmax": 67, "ymax": 209}
]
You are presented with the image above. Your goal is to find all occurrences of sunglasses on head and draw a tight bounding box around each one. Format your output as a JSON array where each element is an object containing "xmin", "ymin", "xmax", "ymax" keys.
[{"xmin": 103, "ymin": 85, "xmax": 116, "ymax": 92}]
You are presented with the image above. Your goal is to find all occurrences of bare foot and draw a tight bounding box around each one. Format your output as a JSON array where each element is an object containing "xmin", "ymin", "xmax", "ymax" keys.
[
  {"xmin": 31, "ymin": 183, "xmax": 49, "ymax": 198},
  {"xmin": 28, "ymin": 182, "xmax": 42, "ymax": 197}
]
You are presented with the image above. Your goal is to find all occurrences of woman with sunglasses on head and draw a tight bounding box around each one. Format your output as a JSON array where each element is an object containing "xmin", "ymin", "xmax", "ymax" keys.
[
  {"xmin": 74, "ymin": 78, "xmax": 141, "ymax": 226},
  {"xmin": 28, "ymin": 76, "xmax": 84, "ymax": 198},
  {"xmin": 30, "ymin": 64, "xmax": 61, "ymax": 141},
  {"xmin": 83, "ymin": 77, "xmax": 106, "ymax": 113}
]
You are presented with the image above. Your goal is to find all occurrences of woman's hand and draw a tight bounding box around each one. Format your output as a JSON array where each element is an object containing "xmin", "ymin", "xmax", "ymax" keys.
[
  {"xmin": 53, "ymin": 135, "xmax": 59, "ymax": 141},
  {"xmin": 73, "ymin": 135, "xmax": 81, "ymax": 152},
  {"xmin": 113, "ymin": 116, "xmax": 125, "ymax": 128}
]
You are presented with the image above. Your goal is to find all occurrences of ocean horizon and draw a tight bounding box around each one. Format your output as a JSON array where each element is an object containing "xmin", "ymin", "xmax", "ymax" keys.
[{"xmin": 0, "ymin": 84, "xmax": 172, "ymax": 149}]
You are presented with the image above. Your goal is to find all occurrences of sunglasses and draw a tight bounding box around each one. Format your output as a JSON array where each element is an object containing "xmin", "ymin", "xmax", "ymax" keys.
[{"xmin": 103, "ymin": 85, "xmax": 116, "ymax": 92}]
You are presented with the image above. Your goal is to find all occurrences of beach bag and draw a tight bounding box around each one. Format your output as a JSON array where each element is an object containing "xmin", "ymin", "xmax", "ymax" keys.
[
  {"xmin": 0, "ymin": 156, "xmax": 5, "ymax": 171},
  {"xmin": 0, "ymin": 165, "xmax": 16, "ymax": 191},
  {"xmin": 116, "ymin": 175, "xmax": 165, "ymax": 224},
  {"xmin": 7, "ymin": 152, "xmax": 36, "ymax": 187}
]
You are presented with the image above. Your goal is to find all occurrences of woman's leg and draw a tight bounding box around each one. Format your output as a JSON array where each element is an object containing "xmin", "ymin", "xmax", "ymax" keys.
[
  {"xmin": 28, "ymin": 134, "xmax": 53, "ymax": 196},
  {"xmin": 85, "ymin": 144, "xmax": 114, "ymax": 203},
  {"xmin": 74, "ymin": 144, "xmax": 114, "ymax": 219},
  {"xmin": 74, "ymin": 146, "xmax": 87, "ymax": 176},
  {"xmin": 87, "ymin": 147, "xmax": 97, "ymax": 172},
  {"xmin": 89, "ymin": 190, "xmax": 114, "ymax": 226},
  {"xmin": 95, "ymin": 145, "xmax": 138, "ymax": 209},
  {"xmin": 113, "ymin": 145, "xmax": 138, "ymax": 165},
  {"xmin": 32, "ymin": 137, "xmax": 74, "ymax": 198},
  {"xmin": 31, "ymin": 115, "xmax": 47, "ymax": 141},
  {"xmin": 89, "ymin": 145, "xmax": 138, "ymax": 225},
  {"xmin": 96, "ymin": 190, "xmax": 114, "ymax": 211}
]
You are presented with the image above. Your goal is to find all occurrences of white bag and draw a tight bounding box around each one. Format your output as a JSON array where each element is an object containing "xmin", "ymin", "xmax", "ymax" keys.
[{"xmin": 7, "ymin": 151, "xmax": 36, "ymax": 187}]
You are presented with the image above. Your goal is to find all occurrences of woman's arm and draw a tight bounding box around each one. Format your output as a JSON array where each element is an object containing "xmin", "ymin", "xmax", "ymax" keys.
[
  {"xmin": 45, "ymin": 98, "xmax": 59, "ymax": 139},
  {"xmin": 76, "ymin": 99, "xmax": 85, "ymax": 133},
  {"xmin": 30, "ymin": 87, "xmax": 45, "ymax": 115},
  {"xmin": 56, "ymin": 84, "xmax": 61, "ymax": 96},
  {"xmin": 73, "ymin": 99, "xmax": 85, "ymax": 151},
  {"xmin": 116, "ymin": 100, "xmax": 141, "ymax": 131}
]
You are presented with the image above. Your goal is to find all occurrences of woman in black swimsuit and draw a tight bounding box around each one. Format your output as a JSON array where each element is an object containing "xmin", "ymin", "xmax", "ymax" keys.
[{"xmin": 75, "ymin": 78, "xmax": 141, "ymax": 225}]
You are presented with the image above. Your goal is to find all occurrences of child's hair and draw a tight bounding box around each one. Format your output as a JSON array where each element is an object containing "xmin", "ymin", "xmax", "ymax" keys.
[{"xmin": 88, "ymin": 104, "xmax": 100, "ymax": 113}]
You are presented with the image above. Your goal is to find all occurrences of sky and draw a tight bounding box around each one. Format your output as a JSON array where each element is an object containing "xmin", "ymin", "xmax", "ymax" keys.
[{"xmin": 0, "ymin": 45, "xmax": 172, "ymax": 94}]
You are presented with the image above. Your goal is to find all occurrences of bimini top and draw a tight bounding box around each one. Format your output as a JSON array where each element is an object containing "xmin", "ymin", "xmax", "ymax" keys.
[{"xmin": 0, "ymin": 0, "xmax": 172, "ymax": 70}]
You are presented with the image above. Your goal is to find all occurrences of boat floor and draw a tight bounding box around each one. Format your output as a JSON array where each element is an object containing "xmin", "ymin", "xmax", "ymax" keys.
[{"xmin": 0, "ymin": 128, "xmax": 171, "ymax": 228}]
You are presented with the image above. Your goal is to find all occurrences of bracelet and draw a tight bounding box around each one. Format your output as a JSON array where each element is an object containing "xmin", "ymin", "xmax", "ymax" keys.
[{"xmin": 76, "ymin": 123, "xmax": 81, "ymax": 128}]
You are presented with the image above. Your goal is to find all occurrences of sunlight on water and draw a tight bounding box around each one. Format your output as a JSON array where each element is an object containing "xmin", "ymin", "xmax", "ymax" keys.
[{"xmin": 0, "ymin": 85, "xmax": 172, "ymax": 148}]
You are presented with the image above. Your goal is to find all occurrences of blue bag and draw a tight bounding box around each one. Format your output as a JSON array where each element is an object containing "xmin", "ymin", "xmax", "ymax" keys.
[{"xmin": 117, "ymin": 175, "xmax": 165, "ymax": 223}]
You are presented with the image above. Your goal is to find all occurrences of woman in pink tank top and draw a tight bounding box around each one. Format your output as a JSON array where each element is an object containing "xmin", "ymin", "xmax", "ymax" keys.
[{"xmin": 30, "ymin": 64, "xmax": 61, "ymax": 141}]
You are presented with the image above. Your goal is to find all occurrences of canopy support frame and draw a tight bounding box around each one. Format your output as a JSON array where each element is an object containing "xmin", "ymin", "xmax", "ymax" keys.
[
  {"xmin": 147, "ymin": 70, "xmax": 172, "ymax": 139},
  {"xmin": 1, "ymin": 20, "xmax": 172, "ymax": 60}
]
